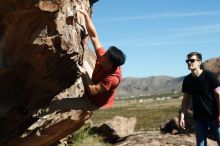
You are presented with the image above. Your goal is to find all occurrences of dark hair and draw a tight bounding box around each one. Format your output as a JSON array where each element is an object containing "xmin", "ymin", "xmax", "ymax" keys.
[
  {"xmin": 187, "ymin": 52, "xmax": 202, "ymax": 61},
  {"xmin": 107, "ymin": 46, "xmax": 126, "ymax": 68}
]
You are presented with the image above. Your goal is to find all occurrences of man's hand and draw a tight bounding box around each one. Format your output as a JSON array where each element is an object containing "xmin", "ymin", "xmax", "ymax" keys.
[
  {"xmin": 217, "ymin": 116, "xmax": 220, "ymax": 125},
  {"xmin": 179, "ymin": 112, "xmax": 186, "ymax": 129},
  {"xmin": 179, "ymin": 119, "xmax": 185, "ymax": 129},
  {"xmin": 214, "ymin": 87, "xmax": 220, "ymax": 125},
  {"xmin": 179, "ymin": 93, "xmax": 190, "ymax": 130},
  {"xmin": 76, "ymin": 0, "xmax": 87, "ymax": 16},
  {"xmin": 77, "ymin": 64, "xmax": 86, "ymax": 74},
  {"xmin": 76, "ymin": 0, "xmax": 103, "ymax": 50}
]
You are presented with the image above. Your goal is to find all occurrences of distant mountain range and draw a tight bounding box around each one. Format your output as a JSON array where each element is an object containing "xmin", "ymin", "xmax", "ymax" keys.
[
  {"xmin": 116, "ymin": 57, "xmax": 220, "ymax": 98},
  {"xmin": 115, "ymin": 76, "xmax": 184, "ymax": 98}
]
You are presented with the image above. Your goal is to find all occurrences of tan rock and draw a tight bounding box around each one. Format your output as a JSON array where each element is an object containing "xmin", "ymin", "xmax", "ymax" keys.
[
  {"xmin": 0, "ymin": 0, "xmax": 96, "ymax": 145},
  {"xmin": 90, "ymin": 116, "xmax": 136, "ymax": 143}
]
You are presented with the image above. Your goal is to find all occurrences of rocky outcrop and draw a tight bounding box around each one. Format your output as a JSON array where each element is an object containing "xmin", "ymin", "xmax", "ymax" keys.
[
  {"xmin": 114, "ymin": 131, "xmax": 217, "ymax": 146},
  {"xmin": 160, "ymin": 110, "xmax": 194, "ymax": 135},
  {"xmin": 202, "ymin": 57, "xmax": 220, "ymax": 81},
  {"xmin": 0, "ymin": 0, "xmax": 96, "ymax": 145},
  {"xmin": 90, "ymin": 116, "xmax": 136, "ymax": 143}
]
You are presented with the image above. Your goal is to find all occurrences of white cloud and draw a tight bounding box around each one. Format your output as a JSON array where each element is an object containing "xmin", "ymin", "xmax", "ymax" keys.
[
  {"xmin": 105, "ymin": 24, "xmax": 220, "ymax": 47},
  {"xmin": 96, "ymin": 11, "xmax": 220, "ymax": 22},
  {"xmin": 157, "ymin": 24, "xmax": 220, "ymax": 39},
  {"xmin": 135, "ymin": 38, "xmax": 220, "ymax": 47}
]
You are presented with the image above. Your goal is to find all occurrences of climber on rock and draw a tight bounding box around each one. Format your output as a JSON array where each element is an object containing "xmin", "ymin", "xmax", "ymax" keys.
[{"xmin": 76, "ymin": 1, "xmax": 126, "ymax": 109}]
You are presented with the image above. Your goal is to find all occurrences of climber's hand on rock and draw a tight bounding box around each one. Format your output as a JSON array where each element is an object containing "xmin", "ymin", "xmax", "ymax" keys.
[
  {"xmin": 77, "ymin": 64, "xmax": 86, "ymax": 74},
  {"xmin": 76, "ymin": 0, "xmax": 87, "ymax": 15},
  {"xmin": 76, "ymin": 8, "xmax": 87, "ymax": 16}
]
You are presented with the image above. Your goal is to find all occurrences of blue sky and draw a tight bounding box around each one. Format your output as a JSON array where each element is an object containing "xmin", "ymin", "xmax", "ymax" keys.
[{"xmin": 92, "ymin": 0, "xmax": 220, "ymax": 78}]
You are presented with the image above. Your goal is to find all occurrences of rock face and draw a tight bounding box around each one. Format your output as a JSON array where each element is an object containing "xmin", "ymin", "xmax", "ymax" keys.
[
  {"xmin": 90, "ymin": 116, "xmax": 137, "ymax": 143},
  {"xmin": 0, "ymin": 0, "xmax": 96, "ymax": 145},
  {"xmin": 203, "ymin": 57, "xmax": 220, "ymax": 81}
]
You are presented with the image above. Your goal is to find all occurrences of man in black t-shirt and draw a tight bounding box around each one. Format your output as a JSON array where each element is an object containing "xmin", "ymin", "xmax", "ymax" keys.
[{"xmin": 179, "ymin": 52, "xmax": 220, "ymax": 146}]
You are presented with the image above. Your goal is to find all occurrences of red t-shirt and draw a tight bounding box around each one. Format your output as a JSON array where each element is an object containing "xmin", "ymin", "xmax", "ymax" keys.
[{"xmin": 89, "ymin": 47, "xmax": 122, "ymax": 108}]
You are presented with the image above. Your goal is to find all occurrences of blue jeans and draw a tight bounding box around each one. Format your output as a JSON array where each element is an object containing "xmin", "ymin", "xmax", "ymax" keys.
[{"xmin": 195, "ymin": 120, "xmax": 220, "ymax": 146}]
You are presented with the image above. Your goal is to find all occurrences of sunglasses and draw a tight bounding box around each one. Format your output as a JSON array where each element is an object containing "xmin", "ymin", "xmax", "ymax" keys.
[{"xmin": 185, "ymin": 59, "xmax": 199, "ymax": 63}]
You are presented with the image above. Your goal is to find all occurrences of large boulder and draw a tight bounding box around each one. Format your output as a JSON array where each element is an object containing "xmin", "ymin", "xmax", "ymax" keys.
[
  {"xmin": 0, "ymin": 0, "xmax": 96, "ymax": 145},
  {"xmin": 90, "ymin": 116, "xmax": 137, "ymax": 143},
  {"xmin": 202, "ymin": 57, "xmax": 220, "ymax": 81},
  {"xmin": 160, "ymin": 110, "xmax": 194, "ymax": 134}
]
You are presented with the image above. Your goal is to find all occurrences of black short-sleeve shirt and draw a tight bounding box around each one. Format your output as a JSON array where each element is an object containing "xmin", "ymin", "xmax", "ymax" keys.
[{"xmin": 182, "ymin": 70, "xmax": 220, "ymax": 120}]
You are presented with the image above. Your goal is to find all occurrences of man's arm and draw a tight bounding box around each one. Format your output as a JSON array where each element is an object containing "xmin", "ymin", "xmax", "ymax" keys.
[
  {"xmin": 77, "ymin": 3, "xmax": 102, "ymax": 50},
  {"xmin": 214, "ymin": 86, "xmax": 220, "ymax": 123},
  {"xmin": 179, "ymin": 93, "xmax": 190, "ymax": 129},
  {"xmin": 78, "ymin": 65, "xmax": 106, "ymax": 96}
]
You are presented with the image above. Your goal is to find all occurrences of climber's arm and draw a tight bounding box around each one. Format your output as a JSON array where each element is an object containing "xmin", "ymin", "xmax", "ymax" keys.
[
  {"xmin": 78, "ymin": 65, "xmax": 106, "ymax": 96},
  {"xmin": 77, "ymin": 3, "xmax": 102, "ymax": 50},
  {"xmin": 81, "ymin": 72, "xmax": 106, "ymax": 96}
]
